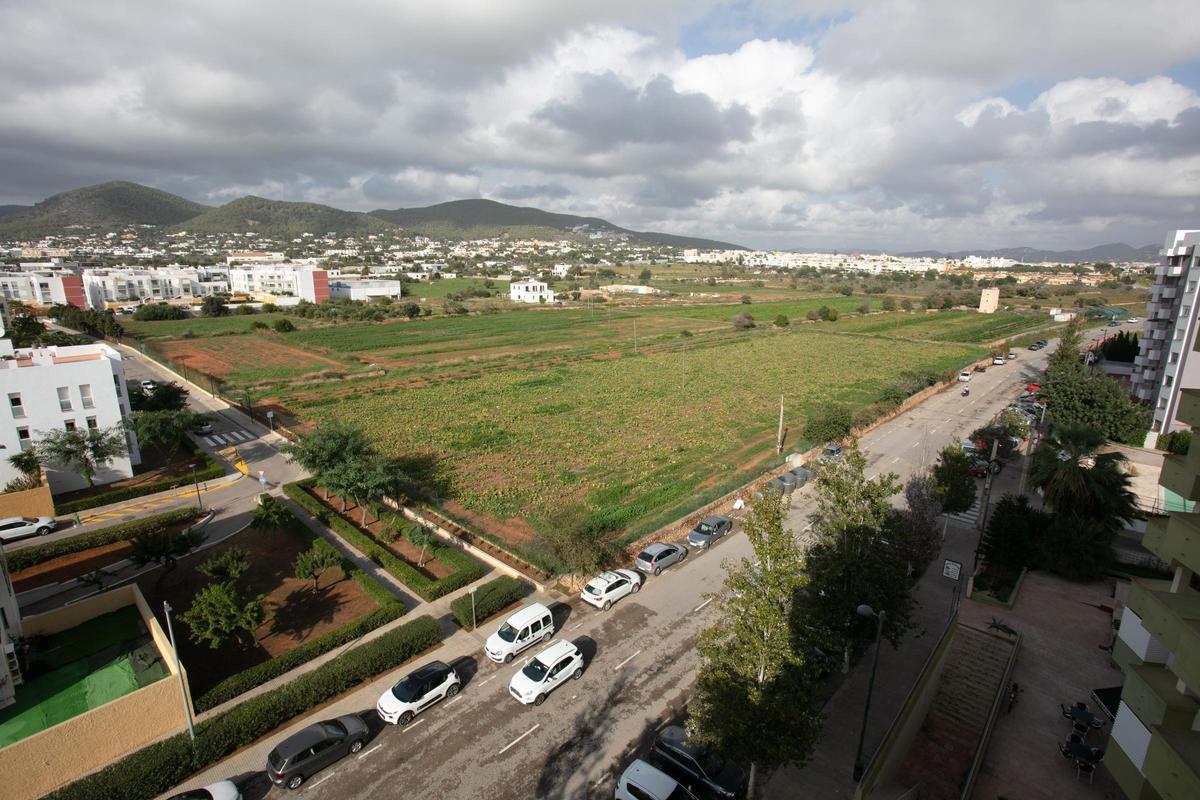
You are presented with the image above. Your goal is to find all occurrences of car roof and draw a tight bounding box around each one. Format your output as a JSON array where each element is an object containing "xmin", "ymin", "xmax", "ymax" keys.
[
  {"xmin": 533, "ymin": 639, "xmax": 578, "ymax": 664},
  {"xmin": 699, "ymin": 515, "xmax": 728, "ymax": 525},
  {"xmin": 408, "ymin": 661, "xmax": 450, "ymax": 680},
  {"xmin": 623, "ymin": 759, "xmax": 679, "ymax": 796},
  {"xmin": 276, "ymin": 722, "xmax": 332, "ymax": 757},
  {"xmin": 657, "ymin": 725, "xmax": 701, "ymax": 756},
  {"xmin": 0, "ymin": 517, "xmax": 27, "ymax": 525},
  {"xmin": 505, "ymin": 602, "xmax": 551, "ymax": 627},
  {"xmin": 642, "ymin": 542, "xmax": 674, "ymax": 555}
]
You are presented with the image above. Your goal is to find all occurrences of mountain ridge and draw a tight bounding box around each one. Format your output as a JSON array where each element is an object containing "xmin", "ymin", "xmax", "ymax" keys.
[{"xmin": 0, "ymin": 181, "xmax": 209, "ymax": 237}]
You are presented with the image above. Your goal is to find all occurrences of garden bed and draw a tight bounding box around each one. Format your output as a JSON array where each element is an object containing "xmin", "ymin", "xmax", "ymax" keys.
[
  {"xmin": 309, "ymin": 489, "xmax": 454, "ymax": 580},
  {"xmin": 970, "ymin": 566, "xmax": 1027, "ymax": 608}
]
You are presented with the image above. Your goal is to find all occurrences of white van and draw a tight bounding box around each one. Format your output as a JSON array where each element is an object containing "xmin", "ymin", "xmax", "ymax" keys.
[{"xmin": 484, "ymin": 602, "xmax": 554, "ymax": 663}]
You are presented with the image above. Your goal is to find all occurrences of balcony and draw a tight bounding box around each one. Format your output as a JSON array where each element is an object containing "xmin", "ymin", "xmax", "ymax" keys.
[
  {"xmin": 1161, "ymin": 454, "xmax": 1200, "ymax": 501},
  {"xmin": 1128, "ymin": 579, "xmax": 1200, "ymax": 692},
  {"xmin": 1156, "ymin": 263, "xmax": 1185, "ymax": 278},
  {"xmin": 1143, "ymin": 725, "xmax": 1200, "ymax": 800},
  {"xmin": 1177, "ymin": 389, "xmax": 1200, "ymax": 427},
  {"xmin": 1122, "ymin": 663, "xmax": 1200, "ymax": 730},
  {"xmin": 1143, "ymin": 514, "xmax": 1200, "ymax": 573}
]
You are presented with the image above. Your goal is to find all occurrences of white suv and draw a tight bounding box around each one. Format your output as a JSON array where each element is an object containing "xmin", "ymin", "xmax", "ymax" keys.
[
  {"xmin": 508, "ymin": 640, "xmax": 584, "ymax": 706},
  {"xmin": 580, "ymin": 569, "xmax": 643, "ymax": 610},
  {"xmin": 376, "ymin": 660, "xmax": 460, "ymax": 725}
]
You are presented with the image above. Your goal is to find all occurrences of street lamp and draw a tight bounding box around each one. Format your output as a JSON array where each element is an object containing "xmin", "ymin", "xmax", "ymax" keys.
[
  {"xmin": 163, "ymin": 601, "xmax": 195, "ymax": 740},
  {"xmin": 189, "ymin": 463, "xmax": 202, "ymax": 510},
  {"xmin": 852, "ymin": 604, "xmax": 887, "ymax": 782},
  {"xmin": 469, "ymin": 586, "xmax": 478, "ymax": 630}
]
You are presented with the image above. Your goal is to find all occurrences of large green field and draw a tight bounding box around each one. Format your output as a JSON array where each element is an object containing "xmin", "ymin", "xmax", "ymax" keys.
[
  {"xmin": 122, "ymin": 312, "xmax": 317, "ymax": 340},
  {"xmin": 402, "ymin": 276, "xmax": 510, "ymax": 301},
  {"xmin": 825, "ymin": 310, "xmax": 1054, "ymax": 343}
]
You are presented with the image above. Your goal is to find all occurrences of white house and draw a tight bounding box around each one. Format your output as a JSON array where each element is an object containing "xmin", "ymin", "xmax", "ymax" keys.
[
  {"xmin": 0, "ymin": 340, "xmax": 141, "ymax": 493},
  {"xmin": 329, "ymin": 279, "xmax": 404, "ymax": 301},
  {"xmin": 552, "ymin": 264, "xmax": 573, "ymax": 278},
  {"xmin": 228, "ymin": 266, "xmax": 330, "ymax": 302},
  {"xmin": 509, "ymin": 279, "xmax": 556, "ymax": 304}
]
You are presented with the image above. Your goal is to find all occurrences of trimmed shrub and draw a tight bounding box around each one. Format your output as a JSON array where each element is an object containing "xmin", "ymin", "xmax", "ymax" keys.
[
  {"xmin": 6, "ymin": 508, "xmax": 200, "ymax": 573},
  {"xmin": 283, "ymin": 480, "xmax": 483, "ymax": 601},
  {"xmin": 45, "ymin": 615, "xmax": 442, "ymax": 800},
  {"xmin": 55, "ymin": 454, "xmax": 224, "ymax": 515},
  {"xmin": 449, "ymin": 575, "xmax": 525, "ymax": 629}
]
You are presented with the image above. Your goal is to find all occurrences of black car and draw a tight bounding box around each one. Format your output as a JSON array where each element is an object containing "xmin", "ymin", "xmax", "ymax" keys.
[
  {"xmin": 267, "ymin": 715, "xmax": 369, "ymax": 790},
  {"xmin": 651, "ymin": 725, "xmax": 747, "ymax": 799}
]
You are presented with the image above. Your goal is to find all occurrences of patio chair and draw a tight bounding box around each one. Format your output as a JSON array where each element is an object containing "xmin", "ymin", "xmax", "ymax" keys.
[
  {"xmin": 1072, "ymin": 722, "xmax": 1090, "ymax": 737},
  {"xmin": 1075, "ymin": 759, "xmax": 1096, "ymax": 783},
  {"xmin": 1060, "ymin": 703, "xmax": 1074, "ymax": 719},
  {"xmin": 1075, "ymin": 701, "xmax": 1088, "ymax": 710},
  {"xmin": 1089, "ymin": 717, "xmax": 1107, "ymax": 730},
  {"xmin": 1058, "ymin": 742, "xmax": 1073, "ymax": 759}
]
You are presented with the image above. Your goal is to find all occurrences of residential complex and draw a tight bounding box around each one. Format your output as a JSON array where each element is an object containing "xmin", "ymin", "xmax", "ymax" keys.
[
  {"xmin": 81, "ymin": 266, "xmax": 228, "ymax": 309},
  {"xmin": 1132, "ymin": 230, "xmax": 1200, "ymax": 435},
  {"xmin": 0, "ymin": 340, "xmax": 140, "ymax": 493},
  {"xmin": 228, "ymin": 265, "xmax": 331, "ymax": 302},
  {"xmin": 0, "ymin": 265, "xmax": 85, "ymax": 308}
]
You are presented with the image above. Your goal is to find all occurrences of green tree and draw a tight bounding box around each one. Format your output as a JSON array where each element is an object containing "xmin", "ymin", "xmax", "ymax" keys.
[
  {"xmin": 7, "ymin": 448, "xmax": 41, "ymax": 479},
  {"xmin": 200, "ymin": 295, "xmax": 230, "ymax": 317},
  {"xmin": 889, "ymin": 475, "xmax": 944, "ymax": 575},
  {"xmin": 125, "ymin": 409, "xmax": 207, "ymax": 459},
  {"xmin": 900, "ymin": 298, "xmax": 913, "ymax": 312},
  {"xmin": 930, "ymin": 445, "xmax": 976, "ymax": 514},
  {"xmin": 130, "ymin": 526, "xmax": 206, "ymax": 585},
  {"xmin": 773, "ymin": 314, "xmax": 790, "ymax": 328},
  {"xmin": 280, "ymin": 420, "xmax": 376, "ymax": 498},
  {"xmin": 881, "ymin": 297, "xmax": 897, "ymax": 312},
  {"xmin": 131, "ymin": 381, "xmax": 189, "ymax": 412},
  {"xmin": 537, "ymin": 506, "xmax": 618, "ymax": 575},
  {"xmin": 293, "ymin": 542, "xmax": 344, "ymax": 590},
  {"xmin": 339, "ymin": 455, "xmax": 397, "ymax": 524},
  {"xmin": 740, "ymin": 294, "xmax": 752, "ymax": 304},
  {"xmin": 35, "ymin": 425, "xmax": 127, "ymax": 489},
  {"xmin": 405, "ymin": 524, "xmax": 436, "ymax": 568},
  {"xmin": 803, "ymin": 404, "xmax": 853, "ymax": 444},
  {"xmin": 198, "ymin": 547, "xmax": 249, "ymax": 583},
  {"xmin": 978, "ymin": 494, "xmax": 1050, "ymax": 574},
  {"xmin": 179, "ymin": 581, "xmax": 265, "ymax": 649},
  {"xmin": 638, "ymin": 268, "xmax": 652, "ymax": 284},
  {"xmin": 7, "ymin": 306, "xmax": 46, "ymax": 347},
  {"xmin": 251, "ymin": 493, "xmax": 292, "ymax": 533},
  {"xmin": 272, "ymin": 318, "xmax": 295, "ymax": 333},
  {"xmin": 687, "ymin": 492, "xmax": 821, "ymax": 796}
]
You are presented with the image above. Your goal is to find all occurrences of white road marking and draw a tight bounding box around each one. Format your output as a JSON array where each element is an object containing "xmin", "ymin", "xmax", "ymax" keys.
[
  {"xmin": 203, "ymin": 436, "xmax": 220, "ymax": 447},
  {"xmin": 402, "ymin": 718, "xmax": 425, "ymax": 732},
  {"xmin": 479, "ymin": 675, "xmax": 495, "ymax": 686},
  {"xmin": 592, "ymin": 773, "xmax": 610, "ymax": 788},
  {"xmin": 444, "ymin": 696, "xmax": 462, "ymax": 709},
  {"xmin": 570, "ymin": 622, "xmax": 584, "ymax": 630},
  {"xmin": 309, "ymin": 773, "xmax": 336, "ymax": 789},
  {"xmin": 613, "ymin": 650, "xmax": 643, "ymax": 671},
  {"xmin": 498, "ymin": 724, "xmax": 540, "ymax": 755},
  {"xmin": 212, "ymin": 433, "xmax": 230, "ymax": 444},
  {"xmin": 890, "ymin": 456, "xmax": 900, "ymax": 464},
  {"xmin": 944, "ymin": 416, "xmax": 952, "ymax": 423},
  {"xmin": 358, "ymin": 744, "xmax": 384, "ymax": 760},
  {"xmin": 911, "ymin": 441, "xmax": 920, "ymax": 448},
  {"xmin": 930, "ymin": 427, "xmax": 938, "ymax": 434},
  {"xmin": 693, "ymin": 597, "xmax": 714, "ymax": 613}
]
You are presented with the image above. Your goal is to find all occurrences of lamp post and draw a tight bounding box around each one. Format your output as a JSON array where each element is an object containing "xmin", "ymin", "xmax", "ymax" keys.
[
  {"xmin": 188, "ymin": 463, "xmax": 202, "ymax": 510},
  {"xmin": 853, "ymin": 604, "xmax": 887, "ymax": 782},
  {"xmin": 163, "ymin": 601, "xmax": 195, "ymax": 740},
  {"xmin": 469, "ymin": 586, "xmax": 478, "ymax": 630}
]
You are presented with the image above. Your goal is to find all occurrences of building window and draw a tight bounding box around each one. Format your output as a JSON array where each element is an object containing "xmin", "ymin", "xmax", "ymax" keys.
[
  {"xmin": 8, "ymin": 393, "xmax": 23, "ymax": 419},
  {"xmin": 79, "ymin": 383, "xmax": 95, "ymax": 409},
  {"xmin": 86, "ymin": 416, "xmax": 98, "ymax": 430},
  {"xmin": 1165, "ymin": 375, "xmax": 1174, "ymax": 388},
  {"xmin": 56, "ymin": 386, "xmax": 72, "ymax": 412},
  {"xmin": 64, "ymin": 420, "xmax": 77, "ymax": 431},
  {"xmin": 1171, "ymin": 351, "xmax": 1180, "ymax": 364},
  {"xmin": 16, "ymin": 427, "xmax": 31, "ymax": 450}
]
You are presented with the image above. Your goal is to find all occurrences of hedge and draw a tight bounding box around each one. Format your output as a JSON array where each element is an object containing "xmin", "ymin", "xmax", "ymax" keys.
[
  {"xmin": 283, "ymin": 480, "xmax": 484, "ymax": 601},
  {"xmin": 55, "ymin": 453, "xmax": 224, "ymax": 515},
  {"xmin": 193, "ymin": 526, "xmax": 406, "ymax": 712},
  {"xmin": 45, "ymin": 615, "xmax": 442, "ymax": 800},
  {"xmin": 449, "ymin": 575, "xmax": 525, "ymax": 629},
  {"xmin": 6, "ymin": 508, "xmax": 201, "ymax": 573}
]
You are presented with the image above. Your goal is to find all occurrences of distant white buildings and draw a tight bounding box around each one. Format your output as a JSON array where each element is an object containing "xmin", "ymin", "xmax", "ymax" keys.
[
  {"xmin": 229, "ymin": 266, "xmax": 331, "ymax": 302},
  {"xmin": 81, "ymin": 266, "xmax": 228, "ymax": 309},
  {"xmin": 328, "ymin": 279, "xmax": 404, "ymax": 302},
  {"xmin": 681, "ymin": 249, "xmax": 947, "ymax": 274},
  {"xmin": 0, "ymin": 340, "xmax": 141, "ymax": 493},
  {"xmin": 510, "ymin": 279, "xmax": 556, "ymax": 304},
  {"xmin": 0, "ymin": 265, "xmax": 86, "ymax": 308},
  {"xmin": 600, "ymin": 284, "xmax": 664, "ymax": 295}
]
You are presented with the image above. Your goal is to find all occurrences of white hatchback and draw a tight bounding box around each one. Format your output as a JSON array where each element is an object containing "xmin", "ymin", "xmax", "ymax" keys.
[
  {"xmin": 376, "ymin": 660, "xmax": 460, "ymax": 726},
  {"xmin": 508, "ymin": 640, "xmax": 584, "ymax": 706},
  {"xmin": 580, "ymin": 569, "xmax": 643, "ymax": 610}
]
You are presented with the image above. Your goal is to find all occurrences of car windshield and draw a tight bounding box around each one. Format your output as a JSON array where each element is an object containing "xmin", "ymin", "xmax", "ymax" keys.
[
  {"xmin": 391, "ymin": 676, "xmax": 421, "ymax": 702},
  {"xmin": 584, "ymin": 582, "xmax": 602, "ymax": 596},
  {"xmin": 267, "ymin": 747, "xmax": 286, "ymax": 770},
  {"xmin": 696, "ymin": 523, "xmax": 715, "ymax": 534},
  {"xmin": 21, "ymin": 517, "xmax": 37, "ymax": 523},
  {"xmin": 497, "ymin": 622, "xmax": 518, "ymax": 642},
  {"xmin": 522, "ymin": 659, "xmax": 550, "ymax": 682}
]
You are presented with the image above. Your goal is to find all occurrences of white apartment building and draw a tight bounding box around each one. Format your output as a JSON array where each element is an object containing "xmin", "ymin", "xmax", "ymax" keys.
[
  {"xmin": 509, "ymin": 279, "xmax": 555, "ymax": 304},
  {"xmin": 1133, "ymin": 229, "xmax": 1200, "ymax": 435},
  {"xmin": 228, "ymin": 266, "xmax": 331, "ymax": 303},
  {"xmin": 0, "ymin": 268, "xmax": 86, "ymax": 308},
  {"xmin": 226, "ymin": 251, "xmax": 285, "ymax": 263},
  {"xmin": 81, "ymin": 266, "xmax": 229, "ymax": 309},
  {"xmin": 0, "ymin": 340, "xmax": 141, "ymax": 493},
  {"xmin": 328, "ymin": 279, "xmax": 404, "ymax": 301}
]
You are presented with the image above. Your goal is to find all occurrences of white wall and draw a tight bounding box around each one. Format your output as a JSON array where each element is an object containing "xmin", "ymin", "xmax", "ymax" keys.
[{"xmin": 1111, "ymin": 701, "xmax": 1153, "ymax": 772}]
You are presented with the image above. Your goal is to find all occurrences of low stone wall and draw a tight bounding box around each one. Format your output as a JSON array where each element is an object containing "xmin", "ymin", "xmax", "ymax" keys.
[{"xmin": 0, "ymin": 476, "xmax": 54, "ymax": 518}]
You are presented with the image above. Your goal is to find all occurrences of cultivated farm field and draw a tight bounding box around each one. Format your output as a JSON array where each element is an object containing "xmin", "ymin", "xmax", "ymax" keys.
[
  {"xmin": 825, "ymin": 310, "xmax": 1052, "ymax": 343},
  {"xmin": 122, "ymin": 311, "xmax": 316, "ymax": 340}
]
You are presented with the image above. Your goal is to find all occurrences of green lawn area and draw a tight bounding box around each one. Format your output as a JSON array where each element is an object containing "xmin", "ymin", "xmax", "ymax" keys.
[
  {"xmin": 403, "ymin": 276, "xmax": 509, "ymax": 301},
  {"xmin": 123, "ymin": 311, "xmax": 315, "ymax": 339},
  {"xmin": 826, "ymin": 310, "xmax": 1049, "ymax": 343},
  {"xmin": 0, "ymin": 606, "xmax": 167, "ymax": 747}
]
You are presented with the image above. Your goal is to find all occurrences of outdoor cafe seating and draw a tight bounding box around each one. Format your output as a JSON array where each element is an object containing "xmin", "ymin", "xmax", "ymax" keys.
[{"xmin": 1058, "ymin": 701, "xmax": 1105, "ymax": 782}]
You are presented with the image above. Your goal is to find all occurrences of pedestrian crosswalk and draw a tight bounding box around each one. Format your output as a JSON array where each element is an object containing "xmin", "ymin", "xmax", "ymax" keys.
[
  {"xmin": 203, "ymin": 429, "xmax": 256, "ymax": 447},
  {"xmin": 947, "ymin": 494, "xmax": 982, "ymax": 526}
]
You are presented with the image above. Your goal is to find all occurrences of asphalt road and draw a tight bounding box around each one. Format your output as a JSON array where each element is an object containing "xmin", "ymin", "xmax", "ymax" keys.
[{"xmin": 163, "ymin": 320, "xmax": 1138, "ymax": 800}]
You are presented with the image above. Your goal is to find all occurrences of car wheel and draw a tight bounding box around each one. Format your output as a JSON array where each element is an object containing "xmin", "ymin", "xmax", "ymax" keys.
[
  {"xmin": 631, "ymin": 582, "xmax": 641, "ymax": 593},
  {"xmin": 446, "ymin": 683, "xmax": 460, "ymax": 698},
  {"xmin": 542, "ymin": 631, "xmax": 552, "ymax": 643},
  {"xmin": 398, "ymin": 711, "xmax": 413, "ymax": 726},
  {"xmin": 653, "ymin": 566, "xmax": 662, "ymax": 576},
  {"xmin": 504, "ymin": 652, "xmax": 514, "ymax": 664},
  {"xmin": 37, "ymin": 527, "xmax": 51, "ymax": 536},
  {"xmin": 603, "ymin": 600, "xmax": 612, "ymax": 611},
  {"xmin": 572, "ymin": 667, "xmax": 583, "ymax": 680},
  {"xmin": 534, "ymin": 693, "xmax": 546, "ymax": 706},
  {"xmin": 680, "ymin": 549, "xmax": 688, "ymax": 561},
  {"xmin": 287, "ymin": 775, "xmax": 304, "ymax": 790},
  {"xmin": 350, "ymin": 739, "xmax": 364, "ymax": 754}
]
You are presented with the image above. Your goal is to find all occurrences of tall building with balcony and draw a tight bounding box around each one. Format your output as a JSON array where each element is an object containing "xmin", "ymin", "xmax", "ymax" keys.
[
  {"xmin": 1108, "ymin": 384, "xmax": 1200, "ymax": 798},
  {"xmin": 1132, "ymin": 229, "xmax": 1200, "ymax": 434}
]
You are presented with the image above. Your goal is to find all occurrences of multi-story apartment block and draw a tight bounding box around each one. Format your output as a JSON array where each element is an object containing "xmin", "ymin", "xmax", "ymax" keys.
[
  {"xmin": 0, "ymin": 340, "xmax": 140, "ymax": 493},
  {"xmin": 1132, "ymin": 230, "xmax": 1200, "ymax": 434},
  {"xmin": 1109, "ymin": 381, "xmax": 1200, "ymax": 798},
  {"xmin": 0, "ymin": 266, "xmax": 86, "ymax": 308},
  {"xmin": 81, "ymin": 266, "xmax": 229, "ymax": 309},
  {"xmin": 228, "ymin": 266, "xmax": 331, "ymax": 302}
]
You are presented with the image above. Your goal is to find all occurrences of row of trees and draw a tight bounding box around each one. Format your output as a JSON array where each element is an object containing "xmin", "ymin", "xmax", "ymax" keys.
[{"xmin": 281, "ymin": 420, "xmax": 404, "ymax": 522}]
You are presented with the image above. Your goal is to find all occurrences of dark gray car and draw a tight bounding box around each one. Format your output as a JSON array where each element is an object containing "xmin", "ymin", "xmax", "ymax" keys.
[
  {"xmin": 267, "ymin": 715, "xmax": 369, "ymax": 790},
  {"xmin": 635, "ymin": 542, "xmax": 688, "ymax": 576},
  {"xmin": 687, "ymin": 516, "xmax": 732, "ymax": 549},
  {"xmin": 651, "ymin": 725, "xmax": 747, "ymax": 799}
]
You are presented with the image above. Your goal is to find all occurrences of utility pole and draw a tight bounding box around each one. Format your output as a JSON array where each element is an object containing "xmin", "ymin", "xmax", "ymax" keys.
[
  {"xmin": 163, "ymin": 601, "xmax": 195, "ymax": 740},
  {"xmin": 977, "ymin": 437, "xmax": 1001, "ymax": 533},
  {"xmin": 776, "ymin": 394, "xmax": 785, "ymax": 453}
]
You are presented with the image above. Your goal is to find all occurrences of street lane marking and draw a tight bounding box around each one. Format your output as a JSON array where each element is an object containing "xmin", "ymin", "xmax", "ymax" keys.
[
  {"xmin": 944, "ymin": 416, "xmax": 952, "ymax": 423},
  {"xmin": 911, "ymin": 442, "xmax": 920, "ymax": 448},
  {"xmin": 693, "ymin": 597, "xmax": 713, "ymax": 613},
  {"xmin": 479, "ymin": 676, "xmax": 495, "ymax": 686},
  {"xmin": 930, "ymin": 427, "xmax": 938, "ymax": 433},
  {"xmin": 309, "ymin": 773, "xmax": 336, "ymax": 788},
  {"xmin": 358, "ymin": 744, "xmax": 384, "ymax": 760},
  {"xmin": 445, "ymin": 696, "xmax": 462, "ymax": 709},
  {"xmin": 402, "ymin": 718, "xmax": 425, "ymax": 733},
  {"xmin": 571, "ymin": 622, "xmax": 584, "ymax": 630},
  {"xmin": 613, "ymin": 650, "xmax": 643, "ymax": 671},
  {"xmin": 498, "ymin": 724, "xmax": 539, "ymax": 755},
  {"xmin": 890, "ymin": 457, "xmax": 900, "ymax": 464},
  {"xmin": 593, "ymin": 772, "xmax": 610, "ymax": 788}
]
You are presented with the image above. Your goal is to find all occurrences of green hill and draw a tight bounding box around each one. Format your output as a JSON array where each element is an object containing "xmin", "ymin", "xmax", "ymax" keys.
[
  {"xmin": 0, "ymin": 205, "xmax": 31, "ymax": 221},
  {"xmin": 0, "ymin": 181, "xmax": 208, "ymax": 238},
  {"xmin": 177, "ymin": 196, "xmax": 396, "ymax": 238},
  {"xmin": 370, "ymin": 198, "xmax": 746, "ymax": 250}
]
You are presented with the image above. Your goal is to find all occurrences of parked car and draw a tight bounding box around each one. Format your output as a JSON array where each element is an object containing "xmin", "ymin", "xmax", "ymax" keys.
[
  {"xmin": 376, "ymin": 660, "xmax": 460, "ymax": 725},
  {"xmin": 508, "ymin": 639, "xmax": 584, "ymax": 706},
  {"xmin": 1108, "ymin": 320, "xmax": 1121, "ymax": 327},
  {"xmin": 1007, "ymin": 351, "xmax": 1017, "ymax": 359},
  {"xmin": 616, "ymin": 759, "xmax": 698, "ymax": 800},
  {"xmin": 484, "ymin": 603, "xmax": 555, "ymax": 663},
  {"xmin": 166, "ymin": 781, "xmax": 241, "ymax": 800},
  {"xmin": 973, "ymin": 364, "xmax": 987, "ymax": 373},
  {"xmin": 686, "ymin": 516, "xmax": 732, "ymax": 550},
  {"xmin": 650, "ymin": 725, "xmax": 747, "ymax": 800},
  {"xmin": 786, "ymin": 466, "xmax": 812, "ymax": 489},
  {"xmin": 968, "ymin": 458, "xmax": 1000, "ymax": 478},
  {"xmin": 191, "ymin": 421, "xmax": 214, "ymax": 436},
  {"xmin": 580, "ymin": 569, "xmax": 643, "ymax": 610},
  {"xmin": 635, "ymin": 542, "xmax": 688, "ymax": 576},
  {"xmin": 140, "ymin": 379, "xmax": 157, "ymax": 393},
  {"xmin": 1128, "ymin": 317, "xmax": 1140, "ymax": 324},
  {"xmin": 992, "ymin": 356, "xmax": 1006, "ymax": 365},
  {"xmin": 819, "ymin": 443, "xmax": 844, "ymax": 462},
  {"xmin": 266, "ymin": 715, "xmax": 368, "ymax": 790},
  {"xmin": 0, "ymin": 516, "xmax": 57, "ymax": 543},
  {"xmin": 958, "ymin": 371, "xmax": 972, "ymax": 382}
]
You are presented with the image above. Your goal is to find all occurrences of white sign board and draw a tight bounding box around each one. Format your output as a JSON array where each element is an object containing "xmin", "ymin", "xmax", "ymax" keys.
[{"xmin": 942, "ymin": 559, "xmax": 962, "ymax": 581}]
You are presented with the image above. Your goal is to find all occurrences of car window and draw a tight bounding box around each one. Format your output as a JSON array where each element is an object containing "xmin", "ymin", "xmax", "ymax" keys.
[
  {"xmin": 530, "ymin": 619, "xmax": 542, "ymax": 633},
  {"xmin": 311, "ymin": 739, "xmax": 336, "ymax": 756},
  {"xmin": 518, "ymin": 626, "xmax": 530, "ymax": 640},
  {"xmin": 698, "ymin": 749, "xmax": 726, "ymax": 776},
  {"xmin": 540, "ymin": 615, "xmax": 551, "ymax": 629},
  {"xmin": 626, "ymin": 783, "xmax": 655, "ymax": 800},
  {"xmin": 611, "ymin": 579, "xmax": 627, "ymax": 591},
  {"xmin": 697, "ymin": 522, "xmax": 714, "ymax": 534},
  {"xmin": 497, "ymin": 622, "xmax": 518, "ymax": 642},
  {"xmin": 522, "ymin": 659, "xmax": 550, "ymax": 682},
  {"xmin": 637, "ymin": 550, "xmax": 653, "ymax": 562},
  {"xmin": 21, "ymin": 517, "xmax": 37, "ymax": 524},
  {"xmin": 391, "ymin": 675, "xmax": 422, "ymax": 702},
  {"xmin": 584, "ymin": 582, "xmax": 602, "ymax": 595}
]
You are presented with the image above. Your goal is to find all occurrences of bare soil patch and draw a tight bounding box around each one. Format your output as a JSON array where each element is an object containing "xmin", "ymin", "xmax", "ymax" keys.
[{"xmin": 159, "ymin": 336, "xmax": 344, "ymax": 380}]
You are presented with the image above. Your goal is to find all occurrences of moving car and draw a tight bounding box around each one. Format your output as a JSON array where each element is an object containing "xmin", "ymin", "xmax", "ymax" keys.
[
  {"xmin": 635, "ymin": 542, "xmax": 688, "ymax": 576},
  {"xmin": 1128, "ymin": 317, "xmax": 1140, "ymax": 324},
  {"xmin": 616, "ymin": 759, "xmax": 698, "ymax": 800},
  {"xmin": 266, "ymin": 715, "xmax": 368, "ymax": 790},
  {"xmin": 992, "ymin": 356, "xmax": 1006, "ymax": 365},
  {"xmin": 1007, "ymin": 351, "xmax": 1017, "ymax": 359},
  {"xmin": 508, "ymin": 639, "xmax": 583, "ymax": 705},
  {"xmin": 973, "ymin": 365, "xmax": 987, "ymax": 373},
  {"xmin": 376, "ymin": 660, "xmax": 460, "ymax": 725},
  {"xmin": 140, "ymin": 379, "xmax": 157, "ymax": 393},
  {"xmin": 166, "ymin": 781, "xmax": 241, "ymax": 800},
  {"xmin": 958, "ymin": 371, "xmax": 972, "ymax": 382},
  {"xmin": 0, "ymin": 516, "xmax": 57, "ymax": 543},
  {"xmin": 191, "ymin": 421, "xmax": 214, "ymax": 436},
  {"xmin": 484, "ymin": 602, "xmax": 554, "ymax": 663},
  {"xmin": 650, "ymin": 725, "xmax": 747, "ymax": 799},
  {"xmin": 580, "ymin": 569, "xmax": 643, "ymax": 610},
  {"xmin": 686, "ymin": 515, "xmax": 732, "ymax": 549},
  {"xmin": 819, "ymin": 443, "xmax": 844, "ymax": 462}
]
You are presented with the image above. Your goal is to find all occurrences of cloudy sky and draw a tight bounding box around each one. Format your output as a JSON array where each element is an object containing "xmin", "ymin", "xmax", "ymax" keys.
[{"xmin": 2, "ymin": 1, "xmax": 1199, "ymax": 251}]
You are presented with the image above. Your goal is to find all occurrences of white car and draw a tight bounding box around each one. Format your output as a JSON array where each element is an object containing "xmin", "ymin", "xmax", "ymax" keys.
[
  {"xmin": 166, "ymin": 779, "xmax": 241, "ymax": 800},
  {"xmin": 1128, "ymin": 317, "xmax": 1140, "ymax": 324},
  {"xmin": 616, "ymin": 759, "xmax": 697, "ymax": 800},
  {"xmin": 0, "ymin": 516, "xmax": 57, "ymax": 543},
  {"xmin": 140, "ymin": 379, "xmax": 157, "ymax": 393},
  {"xmin": 376, "ymin": 660, "xmax": 459, "ymax": 725},
  {"xmin": 581, "ymin": 569, "xmax": 643, "ymax": 610},
  {"xmin": 958, "ymin": 371, "xmax": 972, "ymax": 382},
  {"xmin": 508, "ymin": 639, "xmax": 584, "ymax": 705},
  {"xmin": 992, "ymin": 356, "xmax": 1006, "ymax": 365}
]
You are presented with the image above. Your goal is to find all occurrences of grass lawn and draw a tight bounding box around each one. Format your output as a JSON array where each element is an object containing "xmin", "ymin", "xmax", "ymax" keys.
[
  {"xmin": 0, "ymin": 606, "xmax": 166, "ymax": 747},
  {"xmin": 403, "ymin": 276, "xmax": 510, "ymax": 301},
  {"xmin": 825, "ymin": 310, "xmax": 1049, "ymax": 343},
  {"xmin": 122, "ymin": 312, "xmax": 316, "ymax": 340}
]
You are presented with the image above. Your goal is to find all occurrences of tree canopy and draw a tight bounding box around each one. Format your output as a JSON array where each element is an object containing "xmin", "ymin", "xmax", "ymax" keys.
[{"xmin": 35, "ymin": 425, "xmax": 127, "ymax": 488}]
